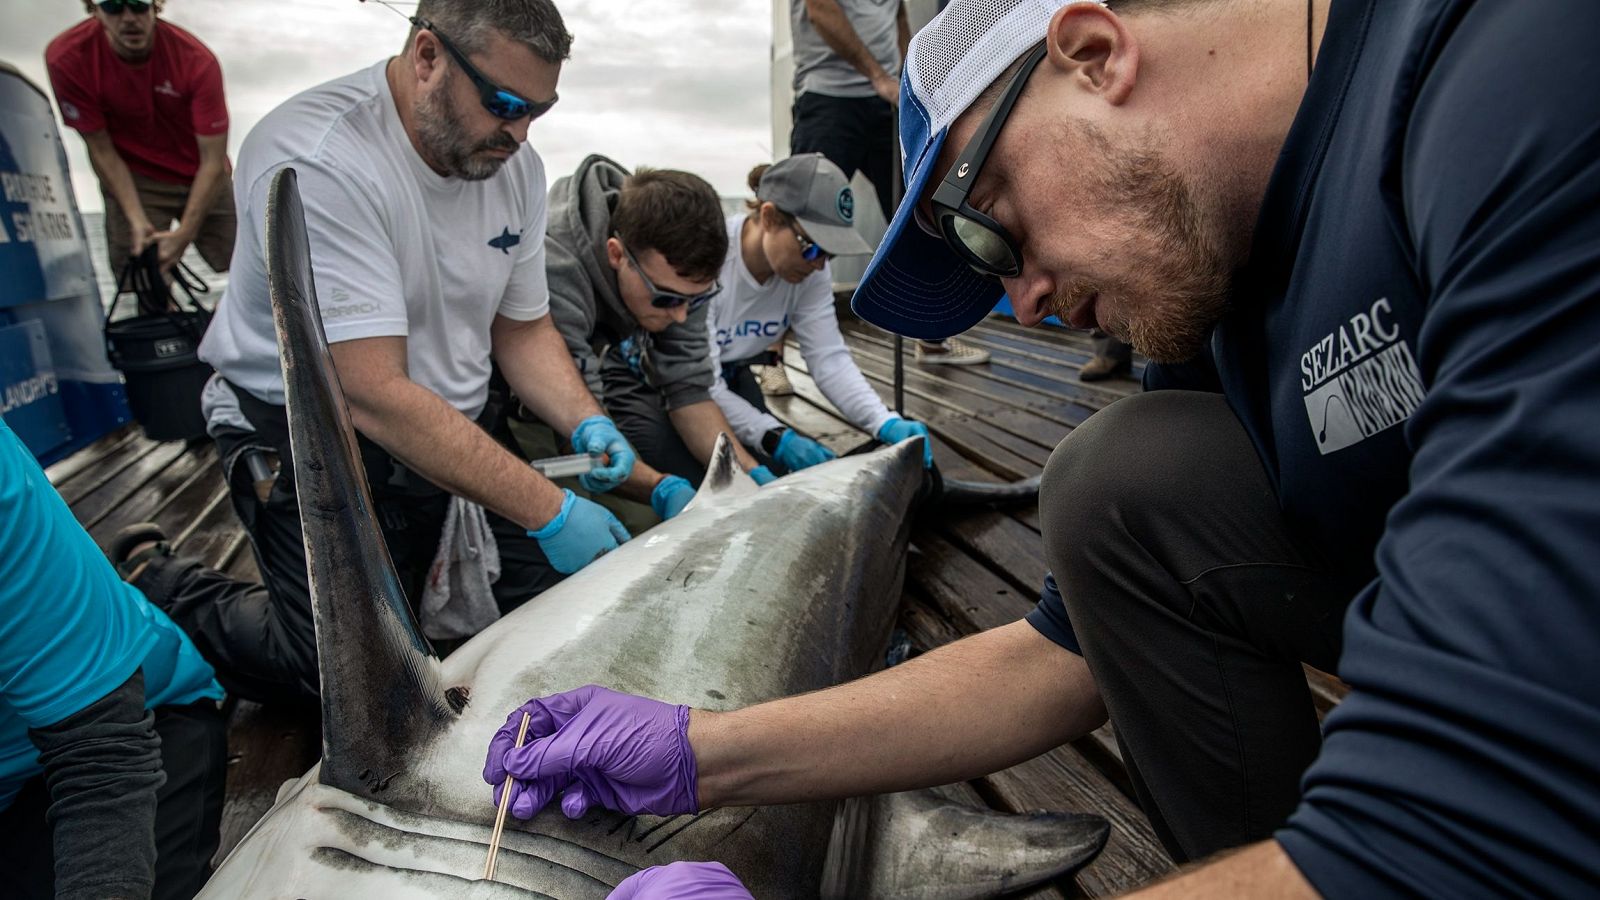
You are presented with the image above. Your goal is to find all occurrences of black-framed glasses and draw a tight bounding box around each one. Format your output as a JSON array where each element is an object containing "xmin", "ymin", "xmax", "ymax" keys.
[
  {"xmin": 98, "ymin": 0, "xmax": 152, "ymax": 14},
  {"xmin": 792, "ymin": 225, "xmax": 832, "ymax": 262},
  {"xmin": 620, "ymin": 242, "xmax": 721, "ymax": 310},
  {"xmin": 928, "ymin": 43, "xmax": 1049, "ymax": 279},
  {"xmin": 411, "ymin": 17, "xmax": 558, "ymax": 122}
]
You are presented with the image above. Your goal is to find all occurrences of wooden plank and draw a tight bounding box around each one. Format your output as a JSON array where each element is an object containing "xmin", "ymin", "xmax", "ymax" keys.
[
  {"xmin": 899, "ymin": 590, "xmax": 966, "ymax": 652},
  {"xmin": 70, "ymin": 440, "xmax": 192, "ymax": 530},
  {"xmin": 55, "ymin": 435, "xmax": 165, "ymax": 505},
  {"xmin": 978, "ymin": 407, "xmax": 1073, "ymax": 455},
  {"xmin": 939, "ymin": 511, "xmax": 1051, "ymax": 597},
  {"xmin": 45, "ymin": 426, "xmax": 141, "ymax": 487},
  {"xmin": 909, "ymin": 531, "xmax": 1039, "ymax": 634},
  {"xmin": 961, "ymin": 324, "xmax": 1145, "ymax": 394},
  {"xmin": 87, "ymin": 444, "xmax": 219, "ymax": 544},
  {"xmin": 842, "ymin": 322, "xmax": 1106, "ymax": 424},
  {"xmin": 869, "ymin": 346, "xmax": 1113, "ymax": 427}
]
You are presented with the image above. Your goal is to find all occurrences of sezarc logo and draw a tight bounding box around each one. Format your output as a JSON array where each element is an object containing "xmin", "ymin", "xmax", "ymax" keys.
[{"xmin": 1299, "ymin": 297, "xmax": 1426, "ymax": 455}]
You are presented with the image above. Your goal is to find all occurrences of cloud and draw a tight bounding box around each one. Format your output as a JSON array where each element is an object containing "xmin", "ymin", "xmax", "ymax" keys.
[{"xmin": 0, "ymin": 0, "xmax": 776, "ymax": 212}]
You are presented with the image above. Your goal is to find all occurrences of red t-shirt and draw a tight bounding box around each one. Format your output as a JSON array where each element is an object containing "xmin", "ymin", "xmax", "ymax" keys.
[{"xmin": 45, "ymin": 18, "xmax": 229, "ymax": 185}]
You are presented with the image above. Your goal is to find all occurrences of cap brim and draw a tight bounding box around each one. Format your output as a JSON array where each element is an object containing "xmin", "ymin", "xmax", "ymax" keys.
[
  {"xmin": 851, "ymin": 127, "xmax": 1003, "ymax": 341},
  {"xmin": 795, "ymin": 217, "xmax": 875, "ymax": 257}
]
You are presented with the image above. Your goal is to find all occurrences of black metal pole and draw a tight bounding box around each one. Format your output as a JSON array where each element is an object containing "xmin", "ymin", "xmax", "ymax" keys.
[{"xmin": 890, "ymin": 108, "xmax": 905, "ymax": 416}]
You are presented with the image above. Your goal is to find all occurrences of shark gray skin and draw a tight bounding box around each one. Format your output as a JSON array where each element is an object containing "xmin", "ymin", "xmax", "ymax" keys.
[{"xmin": 198, "ymin": 169, "xmax": 1108, "ymax": 898}]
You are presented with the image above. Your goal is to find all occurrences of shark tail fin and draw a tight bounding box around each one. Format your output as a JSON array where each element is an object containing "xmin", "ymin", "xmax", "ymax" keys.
[
  {"xmin": 824, "ymin": 787, "xmax": 1109, "ymax": 899},
  {"xmin": 682, "ymin": 432, "xmax": 757, "ymax": 513},
  {"xmin": 265, "ymin": 168, "xmax": 454, "ymax": 798}
]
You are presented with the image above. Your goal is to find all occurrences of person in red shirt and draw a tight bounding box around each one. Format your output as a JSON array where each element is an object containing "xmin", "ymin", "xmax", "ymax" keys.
[{"xmin": 45, "ymin": 0, "xmax": 234, "ymax": 277}]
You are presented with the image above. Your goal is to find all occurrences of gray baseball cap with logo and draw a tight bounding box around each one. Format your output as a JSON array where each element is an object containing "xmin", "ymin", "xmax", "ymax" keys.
[{"xmin": 756, "ymin": 153, "xmax": 876, "ymax": 257}]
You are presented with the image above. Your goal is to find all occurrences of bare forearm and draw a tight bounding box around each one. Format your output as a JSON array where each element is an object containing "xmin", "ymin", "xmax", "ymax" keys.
[
  {"xmin": 691, "ymin": 621, "xmax": 1104, "ymax": 807},
  {"xmin": 669, "ymin": 400, "xmax": 760, "ymax": 471},
  {"xmin": 85, "ymin": 140, "xmax": 147, "ymax": 231},
  {"xmin": 494, "ymin": 315, "xmax": 605, "ymax": 439},
  {"xmin": 1121, "ymin": 841, "xmax": 1317, "ymax": 899},
  {"xmin": 806, "ymin": 0, "xmax": 889, "ymax": 81},
  {"xmin": 175, "ymin": 156, "xmax": 226, "ymax": 240},
  {"xmin": 615, "ymin": 458, "xmax": 669, "ymax": 505},
  {"xmin": 349, "ymin": 377, "xmax": 564, "ymax": 530}
]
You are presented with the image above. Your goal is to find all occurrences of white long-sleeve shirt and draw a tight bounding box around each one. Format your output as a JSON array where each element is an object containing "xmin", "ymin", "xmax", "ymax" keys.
[{"xmin": 707, "ymin": 214, "xmax": 895, "ymax": 446}]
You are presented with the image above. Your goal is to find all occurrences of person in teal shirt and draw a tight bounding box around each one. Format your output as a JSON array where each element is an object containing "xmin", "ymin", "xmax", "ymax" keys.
[{"xmin": 0, "ymin": 414, "xmax": 225, "ymax": 900}]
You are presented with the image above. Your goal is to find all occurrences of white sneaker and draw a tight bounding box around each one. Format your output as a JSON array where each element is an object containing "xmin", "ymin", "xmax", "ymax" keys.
[
  {"xmin": 914, "ymin": 338, "xmax": 991, "ymax": 366},
  {"xmin": 757, "ymin": 364, "xmax": 796, "ymax": 395}
]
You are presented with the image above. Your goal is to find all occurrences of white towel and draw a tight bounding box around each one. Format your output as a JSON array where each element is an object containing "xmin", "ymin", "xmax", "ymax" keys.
[{"xmin": 420, "ymin": 496, "xmax": 502, "ymax": 640}]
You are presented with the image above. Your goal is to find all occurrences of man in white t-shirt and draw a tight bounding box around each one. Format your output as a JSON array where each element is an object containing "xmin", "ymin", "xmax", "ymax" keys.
[{"xmin": 176, "ymin": 0, "xmax": 633, "ymax": 701}]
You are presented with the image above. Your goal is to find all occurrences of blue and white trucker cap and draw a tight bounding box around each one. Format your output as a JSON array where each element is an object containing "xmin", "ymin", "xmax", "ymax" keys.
[{"xmin": 852, "ymin": 0, "xmax": 1104, "ymax": 340}]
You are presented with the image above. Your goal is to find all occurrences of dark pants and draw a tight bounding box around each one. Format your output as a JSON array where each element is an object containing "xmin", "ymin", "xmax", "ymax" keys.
[
  {"xmin": 104, "ymin": 172, "xmax": 236, "ymax": 275},
  {"xmin": 1041, "ymin": 391, "xmax": 1350, "ymax": 862},
  {"xmin": 790, "ymin": 92, "xmax": 897, "ymax": 221},
  {"xmin": 139, "ymin": 390, "xmax": 562, "ymax": 705},
  {"xmin": 0, "ymin": 701, "xmax": 227, "ymax": 900},
  {"xmin": 607, "ymin": 353, "xmax": 774, "ymax": 482}
]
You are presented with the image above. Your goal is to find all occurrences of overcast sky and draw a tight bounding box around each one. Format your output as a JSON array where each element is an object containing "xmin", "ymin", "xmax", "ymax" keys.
[{"xmin": 1, "ymin": 0, "xmax": 777, "ymax": 214}]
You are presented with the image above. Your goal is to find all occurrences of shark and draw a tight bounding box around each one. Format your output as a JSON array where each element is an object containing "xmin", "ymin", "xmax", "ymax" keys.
[{"xmin": 197, "ymin": 169, "xmax": 1108, "ymax": 898}]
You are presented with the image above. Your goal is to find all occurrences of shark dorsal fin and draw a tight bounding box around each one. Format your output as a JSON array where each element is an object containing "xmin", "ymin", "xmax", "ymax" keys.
[
  {"xmin": 265, "ymin": 168, "xmax": 454, "ymax": 798},
  {"xmin": 683, "ymin": 432, "xmax": 757, "ymax": 513}
]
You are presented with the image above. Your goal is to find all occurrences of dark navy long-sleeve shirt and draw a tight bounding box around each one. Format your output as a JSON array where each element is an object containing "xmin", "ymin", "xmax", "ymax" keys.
[
  {"xmin": 1262, "ymin": 1, "xmax": 1600, "ymax": 895},
  {"xmin": 1030, "ymin": 0, "xmax": 1600, "ymax": 893}
]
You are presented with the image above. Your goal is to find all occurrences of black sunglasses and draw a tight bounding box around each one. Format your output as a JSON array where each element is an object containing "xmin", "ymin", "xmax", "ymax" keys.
[
  {"xmin": 98, "ymin": 0, "xmax": 152, "ymax": 14},
  {"xmin": 928, "ymin": 43, "xmax": 1049, "ymax": 279},
  {"xmin": 792, "ymin": 225, "xmax": 832, "ymax": 262},
  {"xmin": 411, "ymin": 17, "xmax": 558, "ymax": 122},
  {"xmin": 620, "ymin": 242, "xmax": 721, "ymax": 310}
]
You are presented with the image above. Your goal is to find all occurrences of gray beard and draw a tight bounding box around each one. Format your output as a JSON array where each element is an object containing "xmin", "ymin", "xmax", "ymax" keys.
[{"xmin": 414, "ymin": 77, "xmax": 517, "ymax": 181}]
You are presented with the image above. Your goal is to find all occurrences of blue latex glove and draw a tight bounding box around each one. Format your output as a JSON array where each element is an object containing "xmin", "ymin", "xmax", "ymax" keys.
[
  {"xmin": 876, "ymin": 416, "xmax": 934, "ymax": 468},
  {"xmin": 484, "ymin": 685, "xmax": 697, "ymax": 820},
  {"xmin": 748, "ymin": 465, "xmax": 777, "ymax": 486},
  {"xmin": 651, "ymin": 475, "xmax": 696, "ymax": 520},
  {"xmin": 773, "ymin": 429, "xmax": 836, "ymax": 473},
  {"xmin": 608, "ymin": 862, "xmax": 753, "ymax": 899},
  {"xmin": 571, "ymin": 415, "xmax": 637, "ymax": 494},
  {"xmin": 528, "ymin": 489, "xmax": 631, "ymax": 574}
]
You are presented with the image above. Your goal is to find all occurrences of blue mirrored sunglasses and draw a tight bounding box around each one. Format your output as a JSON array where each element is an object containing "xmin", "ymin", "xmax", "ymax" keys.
[
  {"xmin": 98, "ymin": 0, "xmax": 152, "ymax": 14},
  {"xmin": 792, "ymin": 225, "xmax": 832, "ymax": 262},
  {"xmin": 412, "ymin": 17, "xmax": 558, "ymax": 122}
]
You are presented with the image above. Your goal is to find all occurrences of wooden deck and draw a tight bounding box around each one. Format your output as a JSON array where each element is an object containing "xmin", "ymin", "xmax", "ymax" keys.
[{"xmin": 51, "ymin": 312, "xmax": 1195, "ymax": 895}]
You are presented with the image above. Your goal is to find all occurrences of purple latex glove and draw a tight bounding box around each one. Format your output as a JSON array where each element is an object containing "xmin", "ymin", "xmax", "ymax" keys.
[
  {"xmin": 608, "ymin": 862, "xmax": 753, "ymax": 899},
  {"xmin": 483, "ymin": 684, "xmax": 698, "ymax": 821}
]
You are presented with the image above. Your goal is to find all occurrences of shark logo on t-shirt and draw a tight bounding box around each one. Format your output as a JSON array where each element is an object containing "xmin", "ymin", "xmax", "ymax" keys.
[
  {"xmin": 1300, "ymin": 297, "xmax": 1426, "ymax": 455},
  {"xmin": 488, "ymin": 227, "xmax": 521, "ymax": 254},
  {"xmin": 154, "ymin": 79, "xmax": 180, "ymax": 98}
]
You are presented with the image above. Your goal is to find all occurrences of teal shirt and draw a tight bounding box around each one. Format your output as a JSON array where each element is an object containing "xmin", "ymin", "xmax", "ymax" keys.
[{"xmin": 0, "ymin": 416, "xmax": 222, "ymax": 809}]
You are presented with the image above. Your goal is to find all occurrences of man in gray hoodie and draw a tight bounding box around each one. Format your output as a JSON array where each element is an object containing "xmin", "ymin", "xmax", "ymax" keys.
[{"xmin": 541, "ymin": 155, "xmax": 775, "ymax": 507}]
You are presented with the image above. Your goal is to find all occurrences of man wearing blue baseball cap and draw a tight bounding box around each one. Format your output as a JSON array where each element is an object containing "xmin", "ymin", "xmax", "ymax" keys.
[{"xmin": 476, "ymin": 0, "xmax": 1600, "ymax": 895}]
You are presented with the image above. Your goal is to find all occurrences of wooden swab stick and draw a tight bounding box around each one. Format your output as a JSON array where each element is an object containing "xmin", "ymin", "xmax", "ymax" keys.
[{"xmin": 484, "ymin": 711, "xmax": 533, "ymax": 882}]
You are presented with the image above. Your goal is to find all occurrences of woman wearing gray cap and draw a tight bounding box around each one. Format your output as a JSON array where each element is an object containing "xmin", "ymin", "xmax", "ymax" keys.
[{"xmin": 706, "ymin": 153, "xmax": 934, "ymax": 479}]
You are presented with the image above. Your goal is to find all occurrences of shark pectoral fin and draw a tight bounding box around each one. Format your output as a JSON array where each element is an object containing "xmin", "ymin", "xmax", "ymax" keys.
[
  {"xmin": 265, "ymin": 168, "xmax": 454, "ymax": 800},
  {"xmin": 683, "ymin": 432, "xmax": 758, "ymax": 513},
  {"xmin": 833, "ymin": 788, "xmax": 1109, "ymax": 900}
]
